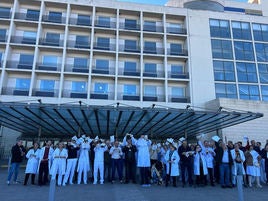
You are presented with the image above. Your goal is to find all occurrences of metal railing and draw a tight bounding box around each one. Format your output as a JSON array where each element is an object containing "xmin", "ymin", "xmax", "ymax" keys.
[
  {"xmin": 14, "ymin": 12, "xmax": 39, "ymax": 21},
  {"xmin": 10, "ymin": 36, "xmax": 36, "ymax": 45},
  {"xmin": 167, "ymin": 48, "xmax": 188, "ymax": 56},
  {"xmin": 93, "ymin": 42, "xmax": 116, "ymax": 51},
  {"xmin": 69, "ymin": 17, "xmax": 91, "ymax": 26},
  {"xmin": 39, "ymin": 38, "xmax": 64, "ymax": 47},
  {"xmin": 32, "ymin": 88, "xmax": 59, "ymax": 97},
  {"xmin": 6, "ymin": 61, "xmax": 34, "ymax": 70},
  {"xmin": 42, "ymin": 15, "xmax": 66, "ymax": 24},
  {"xmin": 36, "ymin": 63, "xmax": 61, "ymax": 71},
  {"xmin": 67, "ymin": 40, "xmax": 90, "ymax": 49}
]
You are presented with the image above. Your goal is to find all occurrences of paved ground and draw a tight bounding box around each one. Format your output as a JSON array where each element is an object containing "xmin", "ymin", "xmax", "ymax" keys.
[{"xmin": 0, "ymin": 168, "xmax": 267, "ymax": 201}]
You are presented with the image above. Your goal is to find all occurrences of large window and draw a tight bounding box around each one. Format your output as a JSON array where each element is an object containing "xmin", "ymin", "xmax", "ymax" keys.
[
  {"xmin": 171, "ymin": 64, "xmax": 184, "ymax": 75},
  {"xmin": 144, "ymin": 85, "xmax": 156, "ymax": 96},
  {"xmin": 144, "ymin": 63, "xmax": 157, "ymax": 76},
  {"xmin": 15, "ymin": 78, "xmax": 30, "ymax": 90},
  {"xmin": 43, "ymin": 55, "xmax": 58, "ymax": 66},
  {"xmin": 211, "ymin": 39, "xmax": 233, "ymax": 59},
  {"xmin": 171, "ymin": 87, "xmax": 185, "ymax": 97},
  {"xmin": 23, "ymin": 31, "xmax": 37, "ymax": 44},
  {"xmin": 19, "ymin": 54, "xmax": 34, "ymax": 64},
  {"xmin": 144, "ymin": 41, "xmax": 156, "ymax": 53},
  {"xmin": 239, "ymin": 84, "xmax": 259, "ymax": 100},
  {"xmin": 232, "ymin": 21, "xmax": 251, "ymax": 40},
  {"xmin": 0, "ymin": 52, "xmax": 2, "ymax": 64},
  {"xmin": 124, "ymin": 61, "xmax": 137, "ymax": 73},
  {"xmin": 0, "ymin": 7, "xmax": 11, "ymax": 18},
  {"xmin": 97, "ymin": 16, "xmax": 110, "ymax": 27},
  {"xmin": 45, "ymin": 32, "xmax": 60, "ymax": 45},
  {"xmin": 167, "ymin": 23, "xmax": 184, "ymax": 34},
  {"xmin": 252, "ymin": 23, "xmax": 268, "ymax": 42},
  {"xmin": 236, "ymin": 62, "xmax": 257, "ymax": 83},
  {"xmin": 74, "ymin": 58, "xmax": 88, "ymax": 68},
  {"xmin": 170, "ymin": 43, "xmax": 182, "ymax": 55},
  {"xmin": 72, "ymin": 81, "xmax": 87, "ymax": 92},
  {"xmin": 234, "ymin": 41, "xmax": 254, "ymax": 61},
  {"xmin": 77, "ymin": 14, "xmax": 91, "ymax": 26},
  {"xmin": 258, "ymin": 64, "xmax": 268, "ymax": 83},
  {"xmin": 96, "ymin": 37, "xmax": 110, "ymax": 50},
  {"xmin": 215, "ymin": 83, "xmax": 237, "ymax": 98},
  {"xmin": 261, "ymin": 85, "xmax": 268, "ymax": 101},
  {"xmin": 213, "ymin": 61, "xmax": 235, "ymax": 81},
  {"xmin": 96, "ymin": 59, "xmax": 109, "ymax": 70},
  {"xmin": 209, "ymin": 19, "xmax": 231, "ymax": 38},
  {"xmin": 125, "ymin": 19, "xmax": 138, "ymax": 30},
  {"xmin": 26, "ymin": 9, "xmax": 39, "ymax": 21},
  {"xmin": 125, "ymin": 39, "xmax": 137, "ymax": 51},
  {"xmin": 144, "ymin": 21, "xmax": 156, "ymax": 32},
  {"xmin": 255, "ymin": 43, "xmax": 268, "ymax": 62},
  {"xmin": 48, "ymin": 11, "xmax": 62, "ymax": 23},
  {"xmin": 0, "ymin": 29, "xmax": 6, "ymax": 42},
  {"xmin": 124, "ymin": 84, "xmax": 136, "ymax": 95},
  {"xmin": 40, "ymin": 80, "xmax": 55, "ymax": 91},
  {"xmin": 76, "ymin": 35, "xmax": 89, "ymax": 48},
  {"xmin": 94, "ymin": 83, "xmax": 108, "ymax": 94}
]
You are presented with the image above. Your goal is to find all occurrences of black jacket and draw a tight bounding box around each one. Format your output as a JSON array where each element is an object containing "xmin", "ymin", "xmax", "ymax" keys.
[
  {"xmin": 11, "ymin": 144, "xmax": 25, "ymax": 163},
  {"xmin": 214, "ymin": 142, "xmax": 233, "ymax": 165},
  {"xmin": 122, "ymin": 145, "xmax": 137, "ymax": 162},
  {"xmin": 178, "ymin": 145, "xmax": 193, "ymax": 163}
]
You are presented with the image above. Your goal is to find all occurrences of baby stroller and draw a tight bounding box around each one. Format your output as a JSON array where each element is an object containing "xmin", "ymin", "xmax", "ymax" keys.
[{"xmin": 151, "ymin": 161, "xmax": 164, "ymax": 185}]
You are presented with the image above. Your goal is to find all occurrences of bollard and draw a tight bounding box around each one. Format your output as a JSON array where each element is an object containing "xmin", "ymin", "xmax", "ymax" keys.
[
  {"xmin": 237, "ymin": 175, "xmax": 244, "ymax": 201},
  {"xmin": 48, "ymin": 179, "xmax": 56, "ymax": 201}
]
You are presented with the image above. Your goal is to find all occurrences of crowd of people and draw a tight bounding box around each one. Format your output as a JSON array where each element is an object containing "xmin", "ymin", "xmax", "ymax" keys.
[{"xmin": 6, "ymin": 134, "xmax": 268, "ymax": 189}]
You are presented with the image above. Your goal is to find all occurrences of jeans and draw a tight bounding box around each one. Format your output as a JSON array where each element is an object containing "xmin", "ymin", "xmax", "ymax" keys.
[
  {"xmin": 220, "ymin": 163, "xmax": 231, "ymax": 186},
  {"xmin": 181, "ymin": 162, "xmax": 193, "ymax": 185},
  {"xmin": 111, "ymin": 159, "xmax": 123, "ymax": 181},
  {"xmin": 140, "ymin": 167, "xmax": 150, "ymax": 185},
  {"xmin": 7, "ymin": 162, "xmax": 20, "ymax": 182}
]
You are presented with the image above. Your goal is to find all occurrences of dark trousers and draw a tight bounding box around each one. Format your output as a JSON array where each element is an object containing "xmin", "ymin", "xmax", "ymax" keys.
[
  {"xmin": 140, "ymin": 167, "xmax": 150, "ymax": 185},
  {"xmin": 207, "ymin": 167, "xmax": 214, "ymax": 185},
  {"xmin": 111, "ymin": 159, "xmax": 123, "ymax": 181},
  {"xmin": 104, "ymin": 162, "xmax": 111, "ymax": 182},
  {"xmin": 24, "ymin": 173, "xmax": 36, "ymax": 185},
  {"xmin": 165, "ymin": 174, "xmax": 177, "ymax": 187},
  {"xmin": 214, "ymin": 162, "xmax": 220, "ymax": 183},
  {"xmin": 125, "ymin": 160, "xmax": 136, "ymax": 182},
  {"xmin": 38, "ymin": 162, "xmax": 49, "ymax": 185},
  {"xmin": 181, "ymin": 162, "xmax": 193, "ymax": 185},
  {"xmin": 196, "ymin": 166, "xmax": 206, "ymax": 185}
]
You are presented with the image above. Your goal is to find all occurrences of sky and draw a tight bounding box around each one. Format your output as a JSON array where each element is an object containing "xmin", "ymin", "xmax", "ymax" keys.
[{"xmin": 117, "ymin": 0, "xmax": 249, "ymax": 6}]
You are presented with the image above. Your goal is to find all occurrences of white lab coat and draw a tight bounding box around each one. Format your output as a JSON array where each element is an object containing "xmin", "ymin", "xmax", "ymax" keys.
[
  {"xmin": 77, "ymin": 142, "xmax": 90, "ymax": 172},
  {"xmin": 194, "ymin": 152, "xmax": 208, "ymax": 175},
  {"xmin": 231, "ymin": 149, "xmax": 245, "ymax": 175},
  {"xmin": 94, "ymin": 145, "xmax": 108, "ymax": 183},
  {"xmin": 132, "ymin": 137, "xmax": 151, "ymax": 167},
  {"xmin": 198, "ymin": 141, "xmax": 215, "ymax": 168},
  {"xmin": 50, "ymin": 148, "xmax": 68, "ymax": 176},
  {"xmin": 25, "ymin": 148, "xmax": 41, "ymax": 174},
  {"xmin": 37, "ymin": 146, "xmax": 54, "ymax": 173},
  {"xmin": 165, "ymin": 150, "xmax": 180, "ymax": 176}
]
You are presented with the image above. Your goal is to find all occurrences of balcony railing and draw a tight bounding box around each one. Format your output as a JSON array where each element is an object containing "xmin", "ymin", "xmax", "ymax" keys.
[
  {"xmin": 166, "ymin": 27, "xmax": 187, "ymax": 35},
  {"xmin": 2, "ymin": 87, "xmax": 30, "ymax": 96},
  {"xmin": 65, "ymin": 64, "xmax": 89, "ymax": 73},
  {"xmin": 69, "ymin": 17, "xmax": 91, "ymax": 26},
  {"xmin": 143, "ymin": 47, "xmax": 164, "ymax": 55},
  {"xmin": 62, "ymin": 89, "xmax": 88, "ymax": 99},
  {"xmin": 89, "ymin": 91, "xmax": 114, "ymax": 100},
  {"xmin": 36, "ymin": 63, "xmax": 61, "ymax": 71},
  {"xmin": 143, "ymin": 25, "xmax": 163, "ymax": 33},
  {"xmin": 0, "ymin": 11, "xmax": 11, "ymax": 19},
  {"xmin": 94, "ymin": 20, "xmax": 116, "ymax": 29},
  {"xmin": 42, "ymin": 15, "xmax": 66, "ymax": 24},
  {"xmin": 67, "ymin": 40, "xmax": 90, "ymax": 49},
  {"xmin": 93, "ymin": 42, "xmax": 116, "ymax": 51},
  {"xmin": 168, "ymin": 72, "xmax": 189, "ymax": 79},
  {"xmin": 10, "ymin": 36, "xmax": 36, "ymax": 45},
  {"xmin": 39, "ymin": 38, "xmax": 64, "ymax": 47},
  {"xmin": 0, "ymin": 35, "xmax": 8, "ymax": 43},
  {"xmin": 32, "ymin": 88, "xmax": 58, "ymax": 97},
  {"xmin": 6, "ymin": 61, "xmax": 33, "ymax": 70},
  {"xmin": 118, "ymin": 68, "xmax": 141, "ymax": 77},
  {"xmin": 169, "ymin": 95, "xmax": 190, "ymax": 103},
  {"xmin": 143, "ymin": 95, "xmax": 165, "ymax": 102},
  {"xmin": 119, "ymin": 22, "xmax": 140, "ymax": 31},
  {"xmin": 119, "ymin": 44, "xmax": 141, "ymax": 53},
  {"xmin": 14, "ymin": 12, "xmax": 39, "ymax": 21},
  {"xmin": 92, "ymin": 66, "xmax": 115, "ymax": 75},
  {"xmin": 143, "ymin": 70, "xmax": 164, "ymax": 78},
  {"xmin": 167, "ymin": 48, "xmax": 188, "ymax": 56}
]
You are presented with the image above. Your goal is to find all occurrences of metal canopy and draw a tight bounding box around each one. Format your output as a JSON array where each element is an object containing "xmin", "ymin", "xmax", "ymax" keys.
[{"xmin": 0, "ymin": 102, "xmax": 263, "ymax": 139}]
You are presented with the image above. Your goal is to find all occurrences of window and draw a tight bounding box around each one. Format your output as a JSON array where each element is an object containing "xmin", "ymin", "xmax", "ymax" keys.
[
  {"xmin": 96, "ymin": 37, "xmax": 110, "ymax": 50},
  {"xmin": 124, "ymin": 61, "xmax": 137, "ymax": 73},
  {"xmin": 26, "ymin": 9, "xmax": 39, "ymax": 21},
  {"xmin": 43, "ymin": 55, "xmax": 58, "ymax": 66},
  {"xmin": 97, "ymin": 16, "xmax": 110, "ymax": 27},
  {"xmin": 125, "ymin": 19, "xmax": 138, "ymax": 30},
  {"xmin": 40, "ymin": 80, "xmax": 55, "ymax": 91},
  {"xmin": 232, "ymin": 21, "xmax": 252, "ymax": 40},
  {"xmin": 255, "ymin": 43, "xmax": 268, "ymax": 62},
  {"xmin": 211, "ymin": 39, "xmax": 233, "ymax": 59},
  {"xmin": 252, "ymin": 23, "xmax": 268, "ymax": 42},
  {"xmin": 167, "ymin": 23, "xmax": 184, "ymax": 34},
  {"xmin": 96, "ymin": 59, "xmax": 109, "ymax": 70},
  {"xmin": 19, "ymin": 54, "xmax": 34, "ymax": 64},
  {"xmin": 74, "ymin": 58, "xmax": 88, "ymax": 68},
  {"xmin": 0, "ymin": 29, "xmax": 6, "ymax": 42},
  {"xmin": 215, "ymin": 83, "xmax": 237, "ymax": 98},
  {"xmin": 144, "ymin": 21, "xmax": 156, "ymax": 32},
  {"xmin": 258, "ymin": 64, "xmax": 268, "ymax": 83},
  {"xmin": 76, "ymin": 35, "xmax": 89, "ymax": 48},
  {"xmin": 72, "ymin": 81, "xmax": 87, "ymax": 92},
  {"xmin": 124, "ymin": 84, "xmax": 136, "ymax": 95},
  {"xmin": 239, "ymin": 84, "xmax": 259, "ymax": 100},
  {"xmin": 94, "ymin": 83, "xmax": 108, "ymax": 94},
  {"xmin": 144, "ymin": 41, "xmax": 156, "ymax": 53},
  {"xmin": 209, "ymin": 19, "xmax": 231, "ymax": 38},
  {"xmin": 213, "ymin": 61, "xmax": 235, "ymax": 81},
  {"xmin": 171, "ymin": 65, "xmax": 184, "ymax": 77},
  {"xmin": 125, "ymin": 40, "xmax": 137, "ymax": 51},
  {"xmin": 77, "ymin": 14, "xmax": 91, "ymax": 26},
  {"xmin": 144, "ymin": 85, "xmax": 156, "ymax": 96},
  {"xmin": 234, "ymin": 41, "xmax": 254, "ymax": 61},
  {"xmin": 0, "ymin": 52, "xmax": 2, "ymax": 62},
  {"xmin": 48, "ymin": 11, "xmax": 62, "ymax": 23},
  {"xmin": 0, "ymin": 7, "xmax": 11, "ymax": 18},
  {"xmin": 170, "ymin": 43, "xmax": 182, "ymax": 55},
  {"xmin": 22, "ymin": 31, "xmax": 37, "ymax": 44},
  {"xmin": 45, "ymin": 32, "xmax": 60, "ymax": 45},
  {"xmin": 261, "ymin": 86, "xmax": 268, "ymax": 101},
  {"xmin": 15, "ymin": 78, "xmax": 30, "ymax": 90},
  {"xmin": 171, "ymin": 87, "xmax": 185, "ymax": 97},
  {"xmin": 236, "ymin": 62, "xmax": 257, "ymax": 83},
  {"xmin": 144, "ymin": 63, "xmax": 157, "ymax": 74}
]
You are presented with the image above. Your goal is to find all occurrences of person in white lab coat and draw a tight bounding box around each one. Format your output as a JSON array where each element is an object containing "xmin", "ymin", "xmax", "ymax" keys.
[
  {"xmin": 24, "ymin": 142, "xmax": 40, "ymax": 185},
  {"xmin": 77, "ymin": 136, "xmax": 91, "ymax": 184},
  {"xmin": 193, "ymin": 144, "xmax": 208, "ymax": 186},
  {"xmin": 131, "ymin": 135, "xmax": 151, "ymax": 187},
  {"xmin": 50, "ymin": 142, "xmax": 68, "ymax": 186},
  {"xmin": 165, "ymin": 143, "xmax": 180, "ymax": 187},
  {"xmin": 93, "ymin": 140, "xmax": 108, "ymax": 184}
]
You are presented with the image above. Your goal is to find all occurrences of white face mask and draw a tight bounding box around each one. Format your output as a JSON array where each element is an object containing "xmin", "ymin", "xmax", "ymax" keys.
[
  {"xmin": 152, "ymin": 145, "xmax": 157, "ymax": 150},
  {"xmin": 197, "ymin": 148, "xmax": 201, "ymax": 152}
]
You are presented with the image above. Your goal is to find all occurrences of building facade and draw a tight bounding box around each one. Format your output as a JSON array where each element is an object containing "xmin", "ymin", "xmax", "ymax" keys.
[{"xmin": 0, "ymin": 0, "xmax": 268, "ymax": 156}]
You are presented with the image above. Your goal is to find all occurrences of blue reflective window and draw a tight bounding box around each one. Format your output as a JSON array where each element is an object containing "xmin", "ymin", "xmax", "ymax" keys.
[
  {"xmin": 48, "ymin": 11, "xmax": 62, "ymax": 23},
  {"xmin": 124, "ymin": 61, "xmax": 136, "ymax": 73},
  {"xmin": 0, "ymin": 29, "xmax": 6, "ymax": 42},
  {"xmin": 74, "ymin": 58, "xmax": 88, "ymax": 68},
  {"xmin": 125, "ymin": 19, "xmax": 138, "ymax": 30},
  {"xmin": 124, "ymin": 84, "xmax": 136, "ymax": 95},
  {"xmin": 26, "ymin": 9, "xmax": 39, "ymax": 21},
  {"xmin": 234, "ymin": 41, "xmax": 254, "ymax": 61},
  {"xmin": 209, "ymin": 19, "xmax": 231, "ymax": 38},
  {"xmin": 43, "ymin": 55, "xmax": 58, "ymax": 66},
  {"xmin": 16, "ymin": 78, "xmax": 30, "ymax": 90},
  {"xmin": 236, "ymin": 62, "xmax": 257, "ymax": 83},
  {"xmin": 23, "ymin": 31, "xmax": 37, "ymax": 43},
  {"xmin": 0, "ymin": 7, "xmax": 11, "ymax": 18},
  {"xmin": 170, "ymin": 43, "xmax": 182, "ymax": 55},
  {"xmin": 46, "ymin": 32, "xmax": 60, "ymax": 45},
  {"xmin": 19, "ymin": 54, "xmax": 34, "ymax": 64},
  {"xmin": 144, "ymin": 85, "xmax": 156, "ymax": 96},
  {"xmin": 167, "ymin": 23, "xmax": 184, "ymax": 34},
  {"xmin": 0, "ymin": 52, "xmax": 2, "ymax": 61},
  {"xmin": 171, "ymin": 64, "xmax": 184, "ymax": 74},
  {"xmin": 95, "ymin": 82, "xmax": 108, "ymax": 94},
  {"xmin": 144, "ymin": 21, "xmax": 156, "ymax": 32},
  {"xmin": 144, "ymin": 63, "xmax": 156, "ymax": 73},
  {"xmin": 232, "ymin": 21, "xmax": 252, "ymax": 40},
  {"xmin": 97, "ymin": 37, "xmax": 110, "ymax": 49},
  {"xmin": 125, "ymin": 40, "xmax": 137, "ymax": 51},
  {"xmin": 72, "ymin": 81, "xmax": 87, "ymax": 92},
  {"xmin": 255, "ymin": 43, "xmax": 268, "ymax": 62},
  {"xmin": 40, "ymin": 80, "xmax": 55, "ymax": 91},
  {"xmin": 252, "ymin": 23, "xmax": 268, "ymax": 42},
  {"xmin": 261, "ymin": 85, "xmax": 268, "ymax": 101},
  {"xmin": 96, "ymin": 59, "xmax": 109, "ymax": 70},
  {"xmin": 144, "ymin": 41, "xmax": 156, "ymax": 53},
  {"xmin": 76, "ymin": 35, "xmax": 89, "ymax": 47},
  {"xmin": 239, "ymin": 84, "xmax": 260, "ymax": 100},
  {"xmin": 213, "ymin": 61, "xmax": 235, "ymax": 81},
  {"xmin": 97, "ymin": 16, "xmax": 110, "ymax": 27},
  {"xmin": 211, "ymin": 39, "xmax": 233, "ymax": 59},
  {"xmin": 77, "ymin": 14, "xmax": 91, "ymax": 26},
  {"xmin": 258, "ymin": 64, "xmax": 268, "ymax": 83},
  {"xmin": 171, "ymin": 87, "xmax": 185, "ymax": 97},
  {"xmin": 215, "ymin": 83, "xmax": 237, "ymax": 99}
]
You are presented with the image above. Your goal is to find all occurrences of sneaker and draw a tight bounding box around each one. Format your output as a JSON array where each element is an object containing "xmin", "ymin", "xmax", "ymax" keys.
[
  {"xmin": 62, "ymin": 183, "xmax": 66, "ymax": 187},
  {"xmin": 256, "ymin": 184, "xmax": 262, "ymax": 188},
  {"xmin": 69, "ymin": 182, "xmax": 73, "ymax": 185},
  {"xmin": 14, "ymin": 181, "xmax": 20, "ymax": 184},
  {"xmin": 141, "ymin": 184, "xmax": 147, "ymax": 187},
  {"xmin": 7, "ymin": 181, "xmax": 10, "ymax": 185},
  {"xmin": 93, "ymin": 182, "xmax": 97, "ymax": 185},
  {"xmin": 100, "ymin": 182, "xmax": 104, "ymax": 185}
]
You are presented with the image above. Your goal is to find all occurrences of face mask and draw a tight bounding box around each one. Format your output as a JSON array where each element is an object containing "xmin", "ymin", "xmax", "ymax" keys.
[{"xmin": 197, "ymin": 148, "xmax": 201, "ymax": 152}]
